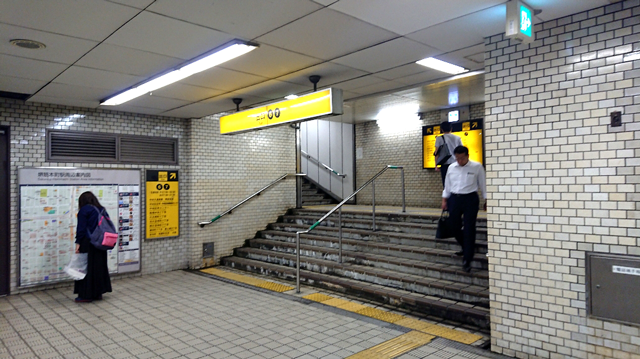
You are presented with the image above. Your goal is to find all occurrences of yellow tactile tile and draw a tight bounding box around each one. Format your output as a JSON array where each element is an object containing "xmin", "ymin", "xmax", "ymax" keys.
[
  {"xmin": 302, "ymin": 293, "xmax": 334, "ymax": 302},
  {"xmin": 335, "ymin": 302, "xmax": 368, "ymax": 312},
  {"xmin": 419, "ymin": 325, "xmax": 482, "ymax": 345},
  {"xmin": 322, "ymin": 298, "xmax": 352, "ymax": 307},
  {"xmin": 355, "ymin": 307, "xmax": 406, "ymax": 323},
  {"xmin": 346, "ymin": 330, "xmax": 435, "ymax": 359},
  {"xmin": 393, "ymin": 317, "xmax": 433, "ymax": 331},
  {"xmin": 200, "ymin": 267, "xmax": 294, "ymax": 293}
]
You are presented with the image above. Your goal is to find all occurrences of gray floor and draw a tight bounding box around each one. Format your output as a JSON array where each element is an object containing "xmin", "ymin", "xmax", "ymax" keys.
[{"xmin": 0, "ymin": 271, "xmax": 509, "ymax": 359}]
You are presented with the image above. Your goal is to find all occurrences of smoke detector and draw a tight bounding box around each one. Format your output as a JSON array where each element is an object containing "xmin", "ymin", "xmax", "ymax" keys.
[{"xmin": 10, "ymin": 39, "xmax": 46, "ymax": 50}]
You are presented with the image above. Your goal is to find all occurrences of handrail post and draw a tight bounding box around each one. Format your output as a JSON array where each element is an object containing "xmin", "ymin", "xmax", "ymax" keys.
[
  {"xmin": 296, "ymin": 232, "xmax": 301, "ymax": 293},
  {"xmin": 372, "ymin": 180, "xmax": 376, "ymax": 231},
  {"xmin": 400, "ymin": 167, "xmax": 406, "ymax": 213},
  {"xmin": 338, "ymin": 207, "xmax": 342, "ymax": 264}
]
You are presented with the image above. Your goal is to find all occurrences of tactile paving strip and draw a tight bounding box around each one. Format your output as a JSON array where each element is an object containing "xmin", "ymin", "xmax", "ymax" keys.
[
  {"xmin": 302, "ymin": 293, "xmax": 334, "ymax": 302},
  {"xmin": 419, "ymin": 324, "xmax": 482, "ymax": 345},
  {"xmin": 346, "ymin": 330, "xmax": 435, "ymax": 359},
  {"xmin": 200, "ymin": 268, "xmax": 294, "ymax": 292},
  {"xmin": 355, "ymin": 307, "xmax": 406, "ymax": 323}
]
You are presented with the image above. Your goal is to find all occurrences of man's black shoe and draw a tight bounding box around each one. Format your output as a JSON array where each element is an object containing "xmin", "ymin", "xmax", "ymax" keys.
[
  {"xmin": 463, "ymin": 261, "xmax": 471, "ymax": 273},
  {"xmin": 454, "ymin": 251, "xmax": 463, "ymax": 256}
]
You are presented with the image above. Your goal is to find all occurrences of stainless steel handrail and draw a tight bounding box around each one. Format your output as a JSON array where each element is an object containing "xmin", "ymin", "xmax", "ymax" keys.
[
  {"xmin": 301, "ymin": 149, "xmax": 347, "ymax": 178},
  {"xmin": 198, "ymin": 173, "xmax": 306, "ymax": 228},
  {"xmin": 294, "ymin": 165, "xmax": 405, "ymax": 292}
]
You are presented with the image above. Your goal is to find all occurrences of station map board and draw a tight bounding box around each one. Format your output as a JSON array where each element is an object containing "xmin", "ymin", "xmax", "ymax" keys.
[
  {"xmin": 18, "ymin": 168, "xmax": 141, "ymax": 287},
  {"xmin": 423, "ymin": 119, "xmax": 484, "ymax": 169}
]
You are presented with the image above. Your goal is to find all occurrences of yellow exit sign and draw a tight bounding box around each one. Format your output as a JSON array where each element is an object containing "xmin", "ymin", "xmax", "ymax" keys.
[{"xmin": 220, "ymin": 88, "xmax": 343, "ymax": 134}]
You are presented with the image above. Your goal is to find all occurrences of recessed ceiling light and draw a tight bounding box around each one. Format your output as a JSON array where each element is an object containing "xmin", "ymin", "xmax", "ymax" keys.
[
  {"xmin": 101, "ymin": 40, "xmax": 258, "ymax": 106},
  {"xmin": 10, "ymin": 39, "xmax": 46, "ymax": 50},
  {"xmin": 416, "ymin": 57, "xmax": 468, "ymax": 75},
  {"xmin": 284, "ymin": 94, "xmax": 299, "ymax": 100}
]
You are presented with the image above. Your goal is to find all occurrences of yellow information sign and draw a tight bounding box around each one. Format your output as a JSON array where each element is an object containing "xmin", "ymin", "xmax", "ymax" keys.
[
  {"xmin": 220, "ymin": 88, "xmax": 343, "ymax": 134},
  {"xmin": 146, "ymin": 170, "xmax": 179, "ymax": 239},
  {"xmin": 423, "ymin": 120, "xmax": 484, "ymax": 168}
]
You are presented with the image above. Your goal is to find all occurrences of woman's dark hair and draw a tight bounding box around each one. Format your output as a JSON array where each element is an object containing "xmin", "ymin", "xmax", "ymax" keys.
[
  {"xmin": 440, "ymin": 121, "xmax": 452, "ymax": 133},
  {"xmin": 79, "ymin": 191, "xmax": 103, "ymax": 209}
]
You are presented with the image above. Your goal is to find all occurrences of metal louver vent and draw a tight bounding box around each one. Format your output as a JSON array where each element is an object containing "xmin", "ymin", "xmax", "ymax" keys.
[
  {"xmin": 49, "ymin": 131, "xmax": 117, "ymax": 161},
  {"xmin": 120, "ymin": 137, "xmax": 177, "ymax": 164},
  {"xmin": 46, "ymin": 130, "xmax": 178, "ymax": 165}
]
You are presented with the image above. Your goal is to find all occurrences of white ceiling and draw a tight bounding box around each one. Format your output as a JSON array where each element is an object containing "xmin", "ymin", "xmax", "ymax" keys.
[{"xmin": 0, "ymin": 0, "xmax": 616, "ymax": 120}]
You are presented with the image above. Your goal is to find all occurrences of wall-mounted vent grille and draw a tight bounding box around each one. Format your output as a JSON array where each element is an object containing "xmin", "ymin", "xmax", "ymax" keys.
[
  {"xmin": 120, "ymin": 136, "xmax": 177, "ymax": 163},
  {"xmin": 47, "ymin": 130, "xmax": 178, "ymax": 165}
]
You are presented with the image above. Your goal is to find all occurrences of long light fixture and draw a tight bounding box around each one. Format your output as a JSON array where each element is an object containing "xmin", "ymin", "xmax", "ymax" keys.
[
  {"xmin": 101, "ymin": 41, "xmax": 258, "ymax": 106},
  {"xmin": 416, "ymin": 57, "xmax": 468, "ymax": 75}
]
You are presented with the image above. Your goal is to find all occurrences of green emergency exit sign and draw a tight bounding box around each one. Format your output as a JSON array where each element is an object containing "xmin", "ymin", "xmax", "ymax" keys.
[{"xmin": 520, "ymin": 5, "xmax": 532, "ymax": 37}]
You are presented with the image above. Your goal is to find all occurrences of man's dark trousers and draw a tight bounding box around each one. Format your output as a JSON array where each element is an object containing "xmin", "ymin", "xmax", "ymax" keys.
[
  {"xmin": 439, "ymin": 164, "xmax": 450, "ymax": 186},
  {"xmin": 447, "ymin": 193, "xmax": 479, "ymax": 264}
]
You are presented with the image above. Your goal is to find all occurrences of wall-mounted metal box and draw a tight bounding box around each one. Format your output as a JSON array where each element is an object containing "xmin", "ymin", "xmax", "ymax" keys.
[{"xmin": 587, "ymin": 252, "xmax": 640, "ymax": 325}]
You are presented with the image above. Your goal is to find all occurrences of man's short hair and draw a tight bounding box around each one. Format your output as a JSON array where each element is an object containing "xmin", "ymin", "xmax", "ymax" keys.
[
  {"xmin": 454, "ymin": 146, "xmax": 468, "ymax": 155},
  {"xmin": 440, "ymin": 121, "xmax": 452, "ymax": 133}
]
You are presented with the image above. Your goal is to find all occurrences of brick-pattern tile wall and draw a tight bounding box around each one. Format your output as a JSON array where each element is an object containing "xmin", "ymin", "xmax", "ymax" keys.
[
  {"xmin": 355, "ymin": 104, "xmax": 484, "ymax": 208},
  {"xmin": 0, "ymin": 98, "xmax": 188, "ymax": 294},
  {"xmin": 484, "ymin": 1, "xmax": 640, "ymax": 358},
  {"xmin": 187, "ymin": 113, "xmax": 295, "ymax": 268}
]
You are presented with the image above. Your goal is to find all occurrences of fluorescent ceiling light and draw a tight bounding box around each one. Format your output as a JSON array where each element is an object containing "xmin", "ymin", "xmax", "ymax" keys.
[
  {"xmin": 284, "ymin": 94, "xmax": 298, "ymax": 100},
  {"xmin": 416, "ymin": 57, "xmax": 468, "ymax": 75},
  {"xmin": 101, "ymin": 42, "xmax": 257, "ymax": 106}
]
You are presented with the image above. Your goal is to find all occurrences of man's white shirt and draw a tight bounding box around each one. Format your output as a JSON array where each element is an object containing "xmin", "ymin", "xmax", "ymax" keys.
[{"xmin": 442, "ymin": 160, "xmax": 487, "ymax": 199}]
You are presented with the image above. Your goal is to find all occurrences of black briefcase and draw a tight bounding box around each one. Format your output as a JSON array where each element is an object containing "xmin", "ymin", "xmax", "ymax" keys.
[{"xmin": 435, "ymin": 210, "xmax": 455, "ymax": 239}]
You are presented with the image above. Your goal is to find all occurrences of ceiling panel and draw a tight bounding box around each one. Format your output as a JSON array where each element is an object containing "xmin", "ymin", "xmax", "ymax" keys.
[
  {"xmin": 393, "ymin": 70, "xmax": 448, "ymax": 86},
  {"xmin": 34, "ymin": 83, "xmax": 115, "ymax": 103},
  {"xmin": 104, "ymin": 11, "xmax": 234, "ymax": 60},
  {"xmin": 27, "ymin": 95, "xmax": 100, "ymax": 109},
  {"xmin": 227, "ymin": 80, "xmax": 312, "ymax": 101},
  {"xmin": 257, "ymin": 8, "xmax": 397, "ymax": 60},
  {"xmin": 435, "ymin": 44, "xmax": 487, "ymax": 72},
  {"xmin": 160, "ymin": 102, "xmax": 225, "ymax": 119},
  {"xmin": 0, "ymin": 54, "xmax": 67, "ymax": 82},
  {"xmin": 220, "ymin": 44, "xmax": 322, "ymax": 78},
  {"xmin": 348, "ymin": 80, "xmax": 407, "ymax": 96},
  {"xmin": 107, "ymin": 104, "xmax": 166, "ymax": 116},
  {"xmin": 149, "ymin": 83, "xmax": 224, "ymax": 102},
  {"xmin": 331, "ymin": 75, "xmax": 387, "ymax": 92},
  {"xmin": 0, "ymin": 24, "xmax": 98, "ymax": 65},
  {"xmin": 0, "ymin": 75, "xmax": 48, "ymax": 95},
  {"xmin": 374, "ymin": 63, "xmax": 431, "ymax": 80},
  {"xmin": 182, "ymin": 67, "xmax": 268, "ymax": 91},
  {"xmin": 107, "ymin": 0, "xmax": 155, "ymax": 9},
  {"xmin": 311, "ymin": 0, "xmax": 339, "ymax": 6},
  {"xmin": 331, "ymin": 38, "xmax": 440, "ymax": 73},
  {"xmin": 53, "ymin": 66, "xmax": 144, "ymax": 91},
  {"xmin": 0, "ymin": 0, "xmax": 139, "ymax": 42},
  {"xmin": 76, "ymin": 44, "xmax": 183, "ymax": 78},
  {"xmin": 407, "ymin": 5, "xmax": 506, "ymax": 53},
  {"xmin": 527, "ymin": 0, "xmax": 610, "ymax": 21},
  {"xmin": 276, "ymin": 62, "xmax": 369, "ymax": 87},
  {"xmin": 148, "ymin": 0, "xmax": 323, "ymax": 39},
  {"xmin": 329, "ymin": 0, "xmax": 505, "ymax": 35}
]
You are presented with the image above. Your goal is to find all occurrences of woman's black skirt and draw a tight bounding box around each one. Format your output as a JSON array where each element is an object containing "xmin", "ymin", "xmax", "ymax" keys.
[{"xmin": 74, "ymin": 244, "xmax": 112, "ymax": 300}]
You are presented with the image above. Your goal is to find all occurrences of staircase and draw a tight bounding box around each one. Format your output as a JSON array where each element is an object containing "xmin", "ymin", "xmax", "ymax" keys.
[
  {"xmin": 301, "ymin": 179, "xmax": 337, "ymax": 206},
  {"xmin": 221, "ymin": 207, "xmax": 489, "ymax": 330}
]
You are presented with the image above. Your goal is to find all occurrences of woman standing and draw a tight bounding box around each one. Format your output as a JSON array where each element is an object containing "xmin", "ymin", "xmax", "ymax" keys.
[{"xmin": 74, "ymin": 191, "xmax": 112, "ymax": 302}]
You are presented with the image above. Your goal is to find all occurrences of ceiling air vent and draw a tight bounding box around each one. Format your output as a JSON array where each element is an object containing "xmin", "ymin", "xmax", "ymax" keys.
[{"xmin": 48, "ymin": 131, "xmax": 117, "ymax": 162}]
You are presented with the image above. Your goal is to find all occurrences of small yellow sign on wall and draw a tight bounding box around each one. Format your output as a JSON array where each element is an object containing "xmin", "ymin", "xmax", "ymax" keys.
[
  {"xmin": 220, "ymin": 88, "xmax": 343, "ymax": 134},
  {"xmin": 146, "ymin": 170, "xmax": 179, "ymax": 239}
]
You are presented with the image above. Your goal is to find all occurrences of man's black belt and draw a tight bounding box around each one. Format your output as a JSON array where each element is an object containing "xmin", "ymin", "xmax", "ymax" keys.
[{"xmin": 451, "ymin": 192, "xmax": 476, "ymax": 197}]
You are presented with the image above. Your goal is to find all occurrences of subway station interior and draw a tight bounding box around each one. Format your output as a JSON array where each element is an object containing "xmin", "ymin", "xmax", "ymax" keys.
[{"xmin": 1, "ymin": 0, "xmax": 639, "ymax": 358}]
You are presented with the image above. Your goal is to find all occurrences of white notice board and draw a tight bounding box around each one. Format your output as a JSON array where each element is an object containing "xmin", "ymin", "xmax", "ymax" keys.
[{"xmin": 19, "ymin": 168, "xmax": 141, "ymax": 287}]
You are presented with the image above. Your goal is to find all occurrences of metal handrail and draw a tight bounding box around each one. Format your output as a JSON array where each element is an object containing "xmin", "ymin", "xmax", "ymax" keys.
[
  {"xmin": 198, "ymin": 173, "xmax": 306, "ymax": 228},
  {"xmin": 301, "ymin": 149, "xmax": 347, "ymax": 178},
  {"xmin": 294, "ymin": 165, "xmax": 405, "ymax": 292}
]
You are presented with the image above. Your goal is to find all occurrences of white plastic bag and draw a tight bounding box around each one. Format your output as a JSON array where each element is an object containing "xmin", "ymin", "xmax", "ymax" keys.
[{"xmin": 64, "ymin": 253, "xmax": 88, "ymax": 280}]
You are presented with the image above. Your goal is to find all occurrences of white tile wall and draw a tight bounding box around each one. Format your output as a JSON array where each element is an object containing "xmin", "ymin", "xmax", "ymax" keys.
[{"xmin": 484, "ymin": 1, "xmax": 640, "ymax": 358}]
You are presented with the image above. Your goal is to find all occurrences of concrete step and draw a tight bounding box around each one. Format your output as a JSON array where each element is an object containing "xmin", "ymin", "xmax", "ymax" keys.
[
  {"xmin": 302, "ymin": 189, "xmax": 318, "ymax": 195},
  {"xmin": 258, "ymin": 230, "xmax": 488, "ymax": 269},
  {"xmin": 302, "ymin": 200, "xmax": 334, "ymax": 205},
  {"xmin": 247, "ymin": 238, "xmax": 488, "ymax": 287},
  {"xmin": 279, "ymin": 214, "xmax": 487, "ymax": 240},
  {"xmin": 221, "ymin": 255, "xmax": 490, "ymax": 329},
  {"xmin": 290, "ymin": 208, "xmax": 488, "ymax": 226},
  {"xmin": 301, "ymin": 194, "xmax": 326, "ymax": 201},
  {"xmin": 266, "ymin": 222, "xmax": 488, "ymax": 254}
]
